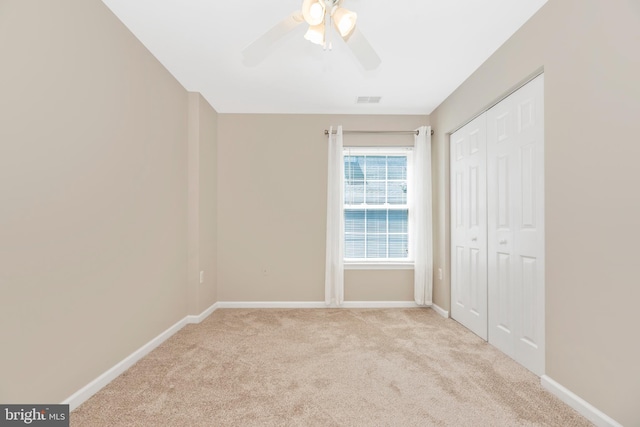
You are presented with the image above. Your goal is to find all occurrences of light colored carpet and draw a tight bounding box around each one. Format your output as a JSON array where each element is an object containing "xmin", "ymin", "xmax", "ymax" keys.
[{"xmin": 71, "ymin": 308, "xmax": 592, "ymax": 426}]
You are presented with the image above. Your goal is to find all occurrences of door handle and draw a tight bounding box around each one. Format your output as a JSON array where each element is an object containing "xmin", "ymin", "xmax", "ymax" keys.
[
  {"xmin": 499, "ymin": 239, "xmax": 507, "ymax": 244},
  {"xmin": 471, "ymin": 237, "xmax": 477, "ymax": 241}
]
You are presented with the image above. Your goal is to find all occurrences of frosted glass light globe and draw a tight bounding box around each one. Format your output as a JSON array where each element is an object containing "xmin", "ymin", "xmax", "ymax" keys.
[{"xmin": 310, "ymin": 3, "xmax": 324, "ymax": 20}]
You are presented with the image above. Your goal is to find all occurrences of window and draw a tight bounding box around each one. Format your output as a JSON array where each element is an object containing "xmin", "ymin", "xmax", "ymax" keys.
[{"xmin": 343, "ymin": 147, "xmax": 412, "ymax": 265}]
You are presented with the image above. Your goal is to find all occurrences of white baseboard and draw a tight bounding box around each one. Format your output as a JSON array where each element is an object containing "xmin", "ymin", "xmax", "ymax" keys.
[
  {"xmin": 541, "ymin": 375, "xmax": 622, "ymax": 427},
  {"xmin": 63, "ymin": 302, "xmax": 219, "ymax": 411},
  {"xmin": 186, "ymin": 302, "xmax": 220, "ymax": 323},
  {"xmin": 216, "ymin": 301, "xmax": 423, "ymax": 309},
  {"xmin": 431, "ymin": 303, "xmax": 449, "ymax": 318},
  {"xmin": 341, "ymin": 301, "xmax": 420, "ymax": 308},
  {"xmin": 216, "ymin": 301, "xmax": 328, "ymax": 309}
]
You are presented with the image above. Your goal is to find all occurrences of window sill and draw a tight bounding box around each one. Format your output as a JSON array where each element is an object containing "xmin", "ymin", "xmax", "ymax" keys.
[{"xmin": 344, "ymin": 262, "xmax": 414, "ymax": 270}]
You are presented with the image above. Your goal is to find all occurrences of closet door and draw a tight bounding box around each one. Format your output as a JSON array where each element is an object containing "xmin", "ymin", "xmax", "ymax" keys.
[
  {"xmin": 487, "ymin": 74, "xmax": 545, "ymax": 375},
  {"xmin": 450, "ymin": 114, "xmax": 487, "ymax": 340}
]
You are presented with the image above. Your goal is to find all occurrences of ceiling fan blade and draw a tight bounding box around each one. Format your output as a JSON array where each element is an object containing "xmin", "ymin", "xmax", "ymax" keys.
[
  {"xmin": 242, "ymin": 12, "xmax": 304, "ymax": 66},
  {"xmin": 344, "ymin": 28, "xmax": 381, "ymax": 71}
]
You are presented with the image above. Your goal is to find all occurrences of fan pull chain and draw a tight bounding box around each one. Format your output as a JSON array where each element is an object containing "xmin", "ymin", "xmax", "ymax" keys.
[{"xmin": 324, "ymin": 13, "xmax": 333, "ymax": 51}]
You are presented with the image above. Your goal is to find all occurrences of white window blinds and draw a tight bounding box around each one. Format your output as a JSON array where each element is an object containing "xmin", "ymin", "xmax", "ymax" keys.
[{"xmin": 343, "ymin": 148, "xmax": 412, "ymax": 261}]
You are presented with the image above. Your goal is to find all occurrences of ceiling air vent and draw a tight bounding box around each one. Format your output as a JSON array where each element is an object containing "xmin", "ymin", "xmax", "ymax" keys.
[{"xmin": 356, "ymin": 96, "xmax": 382, "ymax": 104}]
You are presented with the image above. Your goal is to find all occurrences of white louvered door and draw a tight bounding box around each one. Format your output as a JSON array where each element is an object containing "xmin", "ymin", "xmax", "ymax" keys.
[
  {"xmin": 450, "ymin": 114, "xmax": 488, "ymax": 340},
  {"xmin": 450, "ymin": 74, "xmax": 545, "ymax": 376}
]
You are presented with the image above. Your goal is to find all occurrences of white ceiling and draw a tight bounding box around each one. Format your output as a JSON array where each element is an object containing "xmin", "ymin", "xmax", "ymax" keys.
[{"xmin": 100, "ymin": 0, "xmax": 547, "ymax": 115}]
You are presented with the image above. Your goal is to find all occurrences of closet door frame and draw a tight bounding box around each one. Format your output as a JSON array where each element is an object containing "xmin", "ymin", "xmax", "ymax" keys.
[{"xmin": 449, "ymin": 73, "xmax": 545, "ymax": 376}]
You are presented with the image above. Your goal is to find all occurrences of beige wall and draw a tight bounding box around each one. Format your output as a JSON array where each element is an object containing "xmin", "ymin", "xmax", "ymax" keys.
[
  {"xmin": 217, "ymin": 114, "xmax": 427, "ymax": 302},
  {"xmin": 188, "ymin": 93, "xmax": 219, "ymax": 314},
  {"xmin": 198, "ymin": 96, "xmax": 219, "ymax": 312},
  {"xmin": 344, "ymin": 270, "xmax": 414, "ymax": 301},
  {"xmin": 0, "ymin": 0, "xmax": 213, "ymax": 404},
  {"xmin": 431, "ymin": 1, "xmax": 640, "ymax": 424}
]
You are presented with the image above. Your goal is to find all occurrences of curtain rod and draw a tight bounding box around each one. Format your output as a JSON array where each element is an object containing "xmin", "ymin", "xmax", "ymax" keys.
[{"xmin": 324, "ymin": 129, "xmax": 434, "ymax": 136}]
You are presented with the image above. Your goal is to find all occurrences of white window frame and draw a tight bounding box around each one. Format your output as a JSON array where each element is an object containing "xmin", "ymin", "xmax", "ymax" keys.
[{"xmin": 343, "ymin": 146, "xmax": 414, "ymax": 270}]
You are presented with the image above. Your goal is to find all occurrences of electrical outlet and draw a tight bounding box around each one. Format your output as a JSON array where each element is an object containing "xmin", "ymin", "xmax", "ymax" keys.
[{"xmin": 199, "ymin": 271, "xmax": 204, "ymax": 284}]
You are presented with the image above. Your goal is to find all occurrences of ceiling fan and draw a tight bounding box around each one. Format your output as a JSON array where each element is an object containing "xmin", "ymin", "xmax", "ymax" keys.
[{"xmin": 242, "ymin": 0, "xmax": 381, "ymax": 70}]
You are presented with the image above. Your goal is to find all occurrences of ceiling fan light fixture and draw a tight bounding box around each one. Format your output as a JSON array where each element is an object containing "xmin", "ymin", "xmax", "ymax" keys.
[
  {"xmin": 304, "ymin": 24, "xmax": 325, "ymax": 45},
  {"xmin": 310, "ymin": 3, "xmax": 324, "ymax": 20},
  {"xmin": 331, "ymin": 6, "xmax": 357, "ymax": 38},
  {"xmin": 302, "ymin": 0, "xmax": 326, "ymax": 26}
]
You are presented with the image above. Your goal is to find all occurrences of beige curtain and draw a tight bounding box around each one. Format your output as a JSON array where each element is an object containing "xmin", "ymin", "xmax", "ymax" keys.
[
  {"xmin": 414, "ymin": 126, "xmax": 433, "ymax": 305},
  {"xmin": 325, "ymin": 126, "xmax": 344, "ymax": 306}
]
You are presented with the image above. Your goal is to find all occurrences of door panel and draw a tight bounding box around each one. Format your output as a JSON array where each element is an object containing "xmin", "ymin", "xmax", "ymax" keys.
[
  {"xmin": 521, "ymin": 143, "xmax": 536, "ymax": 227},
  {"xmin": 521, "ymin": 256, "xmax": 537, "ymax": 345},
  {"xmin": 513, "ymin": 75, "xmax": 545, "ymax": 375},
  {"xmin": 497, "ymin": 155, "xmax": 510, "ymax": 228},
  {"xmin": 450, "ymin": 114, "xmax": 487, "ymax": 340},
  {"xmin": 488, "ymin": 94, "xmax": 516, "ymax": 358},
  {"xmin": 470, "ymin": 166, "xmax": 479, "ymax": 227},
  {"xmin": 454, "ymin": 245, "xmax": 465, "ymax": 308},
  {"xmin": 487, "ymin": 74, "xmax": 545, "ymax": 375},
  {"xmin": 469, "ymin": 247, "xmax": 480, "ymax": 315}
]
